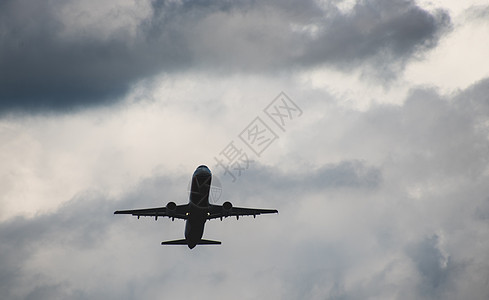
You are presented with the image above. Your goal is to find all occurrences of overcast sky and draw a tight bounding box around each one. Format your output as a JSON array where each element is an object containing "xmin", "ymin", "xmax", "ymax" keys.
[{"xmin": 1, "ymin": 0, "xmax": 489, "ymax": 299}]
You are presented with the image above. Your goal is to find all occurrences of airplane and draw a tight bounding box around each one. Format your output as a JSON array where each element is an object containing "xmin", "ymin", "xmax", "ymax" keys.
[{"xmin": 114, "ymin": 165, "xmax": 278, "ymax": 249}]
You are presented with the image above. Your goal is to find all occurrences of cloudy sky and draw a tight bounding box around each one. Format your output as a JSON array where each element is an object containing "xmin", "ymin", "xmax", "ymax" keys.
[{"xmin": 1, "ymin": 0, "xmax": 489, "ymax": 298}]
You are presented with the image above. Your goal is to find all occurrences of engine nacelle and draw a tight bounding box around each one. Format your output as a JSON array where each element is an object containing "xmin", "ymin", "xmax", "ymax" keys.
[
  {"xmin": 166, "ymin": 201, "xmax": 177, "ymax": 212},
  {"xmin": 223, "ymin": 201, "xmax": 232, "ymax": 211}
]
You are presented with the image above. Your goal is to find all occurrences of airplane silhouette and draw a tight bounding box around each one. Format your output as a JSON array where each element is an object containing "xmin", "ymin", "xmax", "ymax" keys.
[{"xmin": 114, "ymin": 165, "xmax": 278, "ymax": 249}]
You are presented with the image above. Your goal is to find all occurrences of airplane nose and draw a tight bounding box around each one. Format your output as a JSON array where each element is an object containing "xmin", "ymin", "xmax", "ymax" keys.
[{"xmin": 194, "ymin": 165, "xmax": 211, "ymax": 176}]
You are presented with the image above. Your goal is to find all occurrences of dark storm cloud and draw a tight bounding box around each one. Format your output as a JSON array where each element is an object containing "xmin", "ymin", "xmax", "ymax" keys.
[
  {"xmin": 0, "ymin": 0, "xmax": 191, "ymax": 114},
  {"xmin": 299, "ymin": 0, "xmax": 450, "ymax": 76},
  {"xmin": 0, "ymin": 0, "xmax": 450, "ymax": 113}
]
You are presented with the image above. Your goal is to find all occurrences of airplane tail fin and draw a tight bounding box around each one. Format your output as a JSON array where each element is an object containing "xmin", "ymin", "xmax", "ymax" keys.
[{"xmin": 161, "ymin": 239, "xmax": 221, "ymax": 246}]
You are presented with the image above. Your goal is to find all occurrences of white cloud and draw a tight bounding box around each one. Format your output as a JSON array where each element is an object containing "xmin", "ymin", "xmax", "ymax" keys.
[{"xmin": 405, "ymin": 11, "xmax": 489, "ymax": 92}]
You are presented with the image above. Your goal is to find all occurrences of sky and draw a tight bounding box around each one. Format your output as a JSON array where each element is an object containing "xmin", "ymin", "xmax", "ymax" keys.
[{"xmin": 1, "ymin": 0, "xmax": 489, "ymax": 299}]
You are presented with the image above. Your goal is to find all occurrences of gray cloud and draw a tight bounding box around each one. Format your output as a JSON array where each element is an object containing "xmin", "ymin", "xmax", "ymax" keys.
[
  {"xmin": 270, "ymin": 78, "xmax": 489, "ymax": 299},
  {"xmin": 0, "ymin": 0, "xmax": 450, "ymax": 113},
  {"xmin": 2, "ymin": 82, "xmax": 489, "ymax": 300},
  {"xmin": 0, "ymin": 157, "xmax": 382, "ymax": 299},
  {"xmin": 0, "ymin": 191, "xmax": 111, "ymax": 299},
  {"xmin": 299, "ymin": 0, "xmax": 451, "ymax": 77},
  {"xmin": 215, "ymin": 160, "xmax": 382, "ymax": 207},
  {"xmin": 406, "ymin": 235, "xmax": 456, "ymax": 299},
  {"xmin": 3, "ymin": 42, "xmax": 489, "ymax": 299},
  {"xmin": 464, "ymin": 4, "xmax": 489, "ymax": 21},
  {"xmin": 0, "ymin": 173, "xmax": 185, "ymax": 299},
  {"xmin": 0, "ymin": 0, "xmax": 190, "ymax": 114}
]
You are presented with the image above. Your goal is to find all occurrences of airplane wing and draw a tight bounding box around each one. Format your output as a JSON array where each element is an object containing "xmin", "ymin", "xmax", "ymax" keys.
[
  {"xmin": 114, "ymin": 204, "xmax": 189, "ymax": 220},
  {"xmin": 207, "ymin": 203, "xmax": 278, "ymax": 220}
]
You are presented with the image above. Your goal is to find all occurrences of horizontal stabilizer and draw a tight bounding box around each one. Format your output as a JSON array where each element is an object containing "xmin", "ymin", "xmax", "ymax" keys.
[
  {"xmin": 161, "ymin": 239, "xmax": 187, "ymax": 245},
  {"xmin": 197, "ymin": 239, "xmax": 221, "ymax": 245},
  {"xmin": 161, "ymin": 239, "xmax": 221, "ymax": 246}
]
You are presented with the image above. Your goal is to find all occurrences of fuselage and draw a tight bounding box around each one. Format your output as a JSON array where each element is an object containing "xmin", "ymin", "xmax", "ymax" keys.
[{"xmin": 185, "ymin": 165, "xmax": 212, "ymax": 248}]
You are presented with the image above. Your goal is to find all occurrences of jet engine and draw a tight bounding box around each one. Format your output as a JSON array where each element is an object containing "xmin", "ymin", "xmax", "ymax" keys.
[
  {"xmin": 223, "ymin": 201, "xmax": 232, "ymax": 212},
  {"xmin": 166, "ymin": 201, "xmax": 177, "ymax": 212}
]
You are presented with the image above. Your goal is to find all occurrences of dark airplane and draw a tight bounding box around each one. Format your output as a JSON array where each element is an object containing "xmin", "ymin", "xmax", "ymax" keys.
[{"xmin": 114, "ymin": 165, "xmax": 278, "ymax": 249}]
